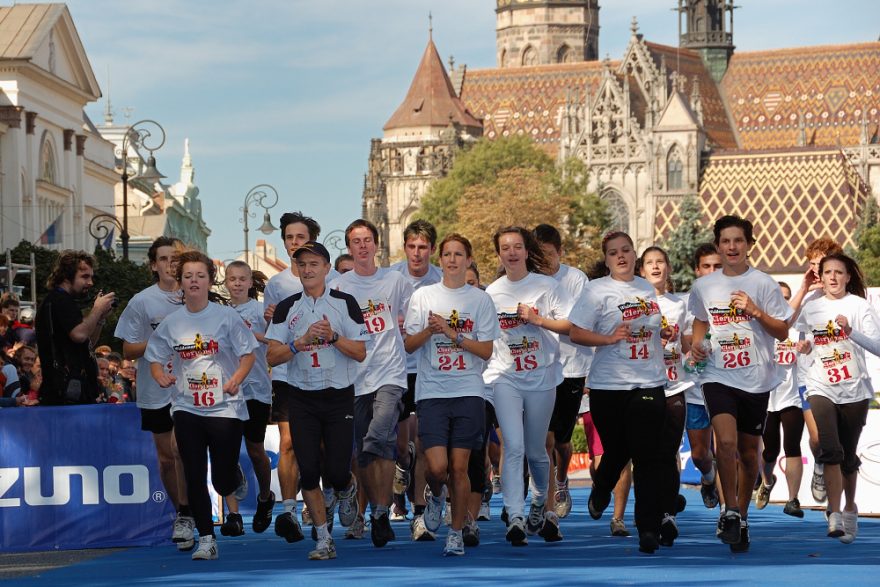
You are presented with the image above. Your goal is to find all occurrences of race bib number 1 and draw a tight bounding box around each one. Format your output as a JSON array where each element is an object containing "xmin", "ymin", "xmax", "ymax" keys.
[{"xmin": 184, "ymin": 366, "xmax": 224, "ymax": 408}]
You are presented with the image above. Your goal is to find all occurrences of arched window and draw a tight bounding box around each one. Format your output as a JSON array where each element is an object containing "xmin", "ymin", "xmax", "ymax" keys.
[
  {"xmin": 39, "ymin": 133, "xmax": 57, "ymax": 184},
  {"xmin": 667, "ymin": 146, "xmax": 684, "ymax": 190},
  {"xmin": 521, "ymin": 45, "xmax": 538, "ymax": 67},
  {"xmin": 557, "ymin": 44, "xmax": 572, "ymax": 64},
  {"xmin": 500, "ymin": 48, "xmax": 507, "ymax": 68},
  {"xmin": 602, "ymin": 190, "xmax": 630, "ymax": 234}
]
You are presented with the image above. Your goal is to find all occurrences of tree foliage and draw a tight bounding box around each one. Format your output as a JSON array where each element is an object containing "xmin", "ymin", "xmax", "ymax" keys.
[
  {"xmin": 853, "ymin": 196, "xmax": 880, "ymax": 286},
  {"xmin": 663, "ymin": 195, "xmax": 712, "ymax": 292}
]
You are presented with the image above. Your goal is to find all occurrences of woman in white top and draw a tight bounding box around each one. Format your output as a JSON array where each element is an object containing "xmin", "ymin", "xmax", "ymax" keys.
[
  {"xmin": 795, "ymin": 253, "xmax": 880, "ymax": 544},
  {"xmin": 569, "ymin": 232, "xmax": 670, "ymax": 554},
  {"xmin": 639, "ymin": 245, "xmax": 691, "ymax": 548},
  {"xmin": 146, "ymin": 250, "xmax": 258, "ymax": 561},
  {"xmin": 483, "ymin": 226, "xmax": 572, "ymax": 546}
]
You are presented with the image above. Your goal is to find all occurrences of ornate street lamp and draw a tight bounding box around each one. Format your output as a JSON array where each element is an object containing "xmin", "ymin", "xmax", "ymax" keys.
[
  {"xmin": 119, "ymin": 120, "xmax": 166, "ymax": 261},
  {"xmin": 241, "ymin": 184, "xmax": 278, "ymax": 267},
  {"xmin": 88, "ymin": 213, "xmax": 123, "ymax": 251}
]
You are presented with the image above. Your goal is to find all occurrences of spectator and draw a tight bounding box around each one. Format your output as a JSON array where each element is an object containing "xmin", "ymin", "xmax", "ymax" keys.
[
  {"xmin": 12, "ymin": 344, "xmax": 37, "ymax": 397},
  {"xmin": 35, "ymin": 250, "xmax": 116, "ymax": 405},
  {"xmin": 119, "ymin": 358, "xmax": 136, "ymax": 402},
  {"xmin": 1, "ymin": 293, "xmax": 35, "ymax": 348},
  {"xmin": 94, "ymin": 344, "xmax": 112, "ymax": 357}
]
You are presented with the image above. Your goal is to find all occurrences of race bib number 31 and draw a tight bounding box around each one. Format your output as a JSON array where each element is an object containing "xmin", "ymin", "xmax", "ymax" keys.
[{"xmin": 184, "ymin": 366, "xmax": 224, "ymax": 408}]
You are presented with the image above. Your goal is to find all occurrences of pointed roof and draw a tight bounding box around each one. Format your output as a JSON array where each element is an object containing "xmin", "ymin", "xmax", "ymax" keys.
[{"xmin": 383, "ymin": 39, "xmax": 481, "ymax": 132}]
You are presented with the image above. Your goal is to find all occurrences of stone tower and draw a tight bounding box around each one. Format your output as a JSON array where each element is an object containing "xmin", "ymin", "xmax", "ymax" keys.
[
  {"xmin": 677, "ymin": 0, "xmax": 735, "ymax": 82},
  {"xmin": 363, "ymin": 35, "xmax": 482, "ymax": 264},
  {"xmin": 496, "ymin": 0, "xmax": 600, "ymax": 68}
]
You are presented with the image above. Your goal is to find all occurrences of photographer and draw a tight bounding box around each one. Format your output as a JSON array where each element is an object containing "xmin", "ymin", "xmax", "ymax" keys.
[{"xmin": 35, "ymin": 250, "xmax": 116, "ymax": 405}]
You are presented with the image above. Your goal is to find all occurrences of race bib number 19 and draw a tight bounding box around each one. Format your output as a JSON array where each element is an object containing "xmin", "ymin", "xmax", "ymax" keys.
[{"xmin": 362, "ymin": 299, "xmax": 393, "ymax": 336}]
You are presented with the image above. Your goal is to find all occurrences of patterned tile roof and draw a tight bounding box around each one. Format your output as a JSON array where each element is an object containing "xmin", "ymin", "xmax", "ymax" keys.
[
  {"xmin": 654, "ymin": 147, "xmax": 870, "ymax": 274},
  {"xmin": 459, "ymin": 61, "xmax": 607, "ymax": 147},
  {"xmin": 721, "ymin": 42, "xmax": 880, "ymax": 150}
]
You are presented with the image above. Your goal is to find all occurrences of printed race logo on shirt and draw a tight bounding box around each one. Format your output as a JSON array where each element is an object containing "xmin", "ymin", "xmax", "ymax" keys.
[
  {"xmin": 430, "ymin": 309, "xmax": 476, "ymax": 372},
  {"xmin": 361, "ymin": 299, "xmax": 393, "ymax": 335},
  {"xmin": 172, "ymin": 333, "xmax": 220, "ymax": 359},
  {"xmin": 811, "ymin": 320, "xmax": 860, "ymax": 385},
  {"xmin": 707, "ymin": 300, "xmax": 752, "ymax": 326},
  {"xmin": 617, "ymin": 298, "xmax": 660, "ymax": 322},
  {"xmin": 776, "ymin": 339, "xmax": 797, "ymax": 365},
  {"xmin": 497, "ymin": 309, "xmax": 526, "ymax": 330},
  {"xmin": 616, "ymin": 298, "xmax": 659, "ymax": 361}
]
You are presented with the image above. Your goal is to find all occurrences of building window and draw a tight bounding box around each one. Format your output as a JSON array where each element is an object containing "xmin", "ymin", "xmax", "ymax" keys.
[
  {"xmin": 500, "ymin": 48, "xmax": 507, "ymax": 68},
  {"xmin": 557, "ymin": 44, "xmax": 572, "ymax": 64},
  {"xmin": 39, "ymin": 135, "xmax": 57, "ymax": 184},
  {"xmin": 522, "ymin": 45, "xmax": 537, "ymax": 66},
  {"xmin": 602, "ymin": 190, "xmax": 630, "ymax": 234},
  {"xmin": 667, "ymin": 147, "xmax": 684, "ymax": 190}
]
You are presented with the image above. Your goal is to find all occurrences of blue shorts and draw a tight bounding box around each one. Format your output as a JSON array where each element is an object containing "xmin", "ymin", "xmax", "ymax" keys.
[
  {"xmin": 417, "ymin": 396, "xmax": 485, "ymax": 451},
  {"xmin": 686, "ymin": 403, "xmax": 711, "ymax": 431},
  {"xmin": 354, "ymin": 385, "xmax": 405, "ymax": 467},
  {"xmin": 798, "ymin": 385, "xmax": 811, "ymax": 410}
]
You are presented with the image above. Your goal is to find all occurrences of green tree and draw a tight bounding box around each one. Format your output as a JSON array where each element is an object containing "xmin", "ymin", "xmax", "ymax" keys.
[
  {"xmin": 664, "ymin": 195, "xmax": 712, "ymax": 292},
  {"xmin": 853, "ymin": 196, "xmax": 880, "ymax": 286}
]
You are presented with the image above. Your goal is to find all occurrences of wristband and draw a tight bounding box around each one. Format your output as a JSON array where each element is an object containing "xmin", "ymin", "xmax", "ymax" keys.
[
  {"xmin": 288, "ymin": 340, "xmax": 299, "ymax": 356},
  {"xmin": 455, "ymin": 332, "xmax": 465, "ymax": 346}
]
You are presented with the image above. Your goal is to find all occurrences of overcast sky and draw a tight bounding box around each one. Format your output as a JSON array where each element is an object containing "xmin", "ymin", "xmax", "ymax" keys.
[{"xmin": 62, "ymin": 0, "xmax": 879, "ymax": 260}]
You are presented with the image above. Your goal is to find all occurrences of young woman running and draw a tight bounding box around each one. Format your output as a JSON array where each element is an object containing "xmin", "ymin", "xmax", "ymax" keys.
[
  {"xmin": 639, "ymin": 246, "xmax": 692, "ymax": 547},
  {"xmin": 483, "ymin": 226, "xmax": 572, "ymax": 546},
  {"xmin": 795, "ymin": 253, "xmax": 880, "ymax": 544},
  {"xmin": 146, "ymin": 250, "xmax": 258, "ymax": 560},
  {"xmin": 570, "ymin": 231, "xmax": 670, "ymax": 554}
]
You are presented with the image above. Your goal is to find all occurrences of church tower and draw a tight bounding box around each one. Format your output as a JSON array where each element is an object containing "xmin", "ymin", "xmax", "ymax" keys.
[
  {"xmin": 496, "ymin": 0, "xmax": 600, "ymax": 68},
  {"xmin": 678, "ymin": 0, "xmax": 735, "ymax": 82}
]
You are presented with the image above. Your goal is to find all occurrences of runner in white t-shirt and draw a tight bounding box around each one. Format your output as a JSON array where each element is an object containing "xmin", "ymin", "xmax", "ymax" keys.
[
  {"xmin": 113, "ymin": 237, "xmax": 191, "ymax": 550},
  {"xmin": 404, "ymin": 234, "xmax": 500, "ymax": 556},
  {"xmin": 794, "ymin": 253, "xmax": 880, "ymax": 544},
  {"xmin": 145, "ymin": 250, "xmax": 258, "ymax": 561},
  {"xmin": 329, "ymin": 219, "xmax": 413, "ymax": 548},
  {"xmin": 484, "ymin": 226, "xmax": 572, "ymax": 546},
  {"xmin": 688, "ymin": 215, "xmax": 792, "ymax": 553},
  {"xmin": 639, "ymin": 246, "xmax": 693, "ymax": 548},
  {"xmin": 569, "ymin": 231, "xmax": 670, "ymax": 555}
]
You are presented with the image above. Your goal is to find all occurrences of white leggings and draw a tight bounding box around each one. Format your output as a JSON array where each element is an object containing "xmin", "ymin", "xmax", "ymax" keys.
[{"xmin": 493, "ymin": 382, "xmax": 556, "ymax": 518}]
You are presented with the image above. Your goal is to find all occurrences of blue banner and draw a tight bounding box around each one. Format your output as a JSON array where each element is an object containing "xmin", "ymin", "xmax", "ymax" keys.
[{"xmin": 0, "ymin": 404, "xmax": 176, "ymax": 552}]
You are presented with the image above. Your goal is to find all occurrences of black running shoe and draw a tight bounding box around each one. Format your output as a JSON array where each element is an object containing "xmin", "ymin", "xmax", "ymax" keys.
[
  {"xmin": 717, "ymin": 510, "xmax": 742, "ymax": 545},
  {"xmin": 252, "ymin": 491, "xmax": 275, "ymax": 533},
  {"xmin": 274, "ymin": 511, "xmax": 304, "ymax": 543},
  {"xmin": 730, "ymin": 521, "xmax": 749, "ymax": 553},
  {"xmin": 588, "ymin": 487, "xmax": 611, "ymax": 520},
  {"xmin": 675, "ymin": 494, "xmax": 687, "ymax": 514},
  {"xmin": 659, "ymin": 514, "xmax": 678, "ymax": 547},
  {"xmin": 370, "ymin": 513, "xmax": 395, "ymax": 547},
  {"xmin": 638, "ymin": 531, "xmax": 659, "ymax": 554},
  {"xmin": 220, "ymin": 512, "xmax": 244, "ymax": 537},
  {"xmin": 700, "ymin": 480, "xmax": 719, "ymax": 509}
]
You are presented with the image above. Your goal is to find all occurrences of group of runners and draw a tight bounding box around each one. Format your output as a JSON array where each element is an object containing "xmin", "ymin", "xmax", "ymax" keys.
[{"xmin": 115, "ymin": 212, "xmax": 877, "ymax": 561}]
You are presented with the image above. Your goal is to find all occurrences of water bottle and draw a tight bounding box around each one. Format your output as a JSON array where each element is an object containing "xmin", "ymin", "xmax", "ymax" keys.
[{"xmin": 684, "ymin": 333, "xmax": 711, "ymax": 374}]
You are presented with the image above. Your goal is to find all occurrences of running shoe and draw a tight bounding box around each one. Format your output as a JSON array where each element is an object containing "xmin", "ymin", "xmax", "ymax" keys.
[
  {"xmin": 253, "ymin": 491, "xmax": 275, "ymax": 533},
  {"xmin": 500, "ymin": 506, "xmax": 509, "ymax": 526},
  {"xmin": 324, "ymin": 488, "xmax": 338, "ymax": 530},
  {"xmin": 423, "ymin": 485, "xmax": 447, "ymax": 533},
  {"xmin": 309, "ymin": 536, "xmax": 337, "ymax": 560},
  {"xmin": 717, "ymin": 509, "xmax": 742, "ymax": 545},
  {"xmin": 443, "ymin": 530, "xmax": 465, "ymax": 556},
  {"xmin": 311, "ymin": 520, "xmax": 334, "ymax": 542},
  {"xmin": 301, "ymin": 505, "xmax": 312, "ymax": 526},
  {"xmin": 337, "ymin": 479, "xmax": 359, "ymax": 527},
  {"xmin": 827, "ymin": 512, "xmax": 845, "ymax": 538},
  {"xmin": 811, "ymin": 464, "xmax": 827, "ymax": 503},
  {"xmin": 755, "ymin": 474, "xmax": 776, "ymax": 510},
  {"xmin": 491, "ymin": 473, "xmax": 502, "ymax": 495},
  {"xmin": 638, "ymin": 530, "xmax": 659, "ymax": 554},
  {"xmin": 554, "ymin": 479, "xmax": 572, "ymax": 518},
  {"xmin": 220, "ymin": 512, "xmax": 244, "ymax": 537},
  {"xmin": 390, "ymin": 497, "xmax": 408, "ymax": 521},
  {"xmin": 393, "ymin": 441, "xmax": 416, "ymax": 495},
  {"xmin": 539, "ymin": 511, "xmax": 563, "ymax": 542},
  {"xmin": 411, "ymin": 514, "xmax": 436, "ymax": 541},
  {"xmin": 587, "ymin": 487, "xmax": 611, "ymax": 520},
  {"xmin": 478, "ymin": 501, "xmax": 491, "ymax": 521},
  {"xmin": 370, "ymin": 512, "xmax": 395, "ymax": 547},
  {"xmin": 191, "ymin": 535, "xmax": 218, "ymax": 560},
  {"xmin": 462, "ymin": 518, "xmax": 480, "ymax": 547},
  {"xmin": 610, "ymin": 518, "xmax": 631, "ymax": 537},
  {"xmin": 659, "ymin": 514, "xmax": 678, "ymax": 547},
  {"xmin": 505, "ymin": 515, "xmax": 527, "ymax": 546},
  {"xmin": 783, "ymin": 498, "xmax": 804, "ymax": 519},
  {"xmin": 730, "ymin": 520, "xmax": 750, "ymax": 553},
  {"xmin": 700, "ymin": 480, "xmax": 720, "ymax": 509},
  {"xmin": 840, "ymin": 508, "xmax": 858, "ymax": 544},
  {"xmin": 345, "ymin": 514, "xmax": 366, "ymax": 540},
  {"xmin": 275, "ymin": 511, "xmax": 305, "ymax": 543},
  {"xmin": 526, "ymin": 500, "xmax": 546, "ymax": 536},
  {"xmin": 172, "ymin": 514, "xmax": 195, "ymax": 551},
  {"xmin": 675, "ymin": 494, "xmax": 687, "ymax": 514},
  {"xmin": 233, "ymin": 464, "xmax": 248, "ymax": 501},
  {"xmin": 443, "ymin": 501, "xmax": 452, "ymax": 527}
]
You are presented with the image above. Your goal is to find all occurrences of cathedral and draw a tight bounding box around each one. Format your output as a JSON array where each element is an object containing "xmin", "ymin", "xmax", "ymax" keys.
[{"xmin": 363, "ymin": 0, "xmax": 879, "ymax": 275}]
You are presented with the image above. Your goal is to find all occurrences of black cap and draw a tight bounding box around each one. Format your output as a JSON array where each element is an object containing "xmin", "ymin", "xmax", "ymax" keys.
[{"xmin": 292, "ymin": 241, "xmax": 331, "ymax": 263}]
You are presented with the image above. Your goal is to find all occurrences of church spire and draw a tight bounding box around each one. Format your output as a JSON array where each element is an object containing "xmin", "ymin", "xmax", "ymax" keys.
[
  {"xmin": 677, "ymin": 0, "xmax": 736, "ymax": 83},
  {"xmin": 179, "ymin": 138, "xmax": 194, "ymax": 185}
]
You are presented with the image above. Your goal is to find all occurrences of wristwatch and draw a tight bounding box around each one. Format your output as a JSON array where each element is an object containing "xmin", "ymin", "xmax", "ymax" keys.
[
  {"xmin": 330, "ymin": 332, "xmax": 340, "ymax": 345},
  {"xmin": 455, "ymin": 332, "xmax": 465, "ymax": 346}
]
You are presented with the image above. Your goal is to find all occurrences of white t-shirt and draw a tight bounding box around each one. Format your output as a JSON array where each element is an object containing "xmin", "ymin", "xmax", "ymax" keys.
[
  {"xmin": 391, "ymin": 261, "xmax": 443, "ymax": 373},
  {"xmin": 329, "ymin": 268, "xmax": 412, "ymax": 396},
  {"xmin": 265, "ymin": 288, "xmax": 369, "ymax": 391},
  {"xmin": 263, "ymin": 269, "xmax": 303, "ymax": 383},
  {"xmin": 483, "ymin": 272, "xmax": 570, "ymax": 391},
  {"xmin": 658, "ymin": 293, "xmax": 694, "ymax": 397},
  {"xmin": 678, "ymin": 291, "xmax": 706, "ymax": 406},
  {"xmin": 405, "ymin": 282, "xmax": 501, "ymax": 402},
  {"xmin": 145, "ymin": 302, "xmax": 259, "ymax": 420},
  {"xmin": 114, "ymin": 284, "xmax": 184, "ymax": 409},
  {"xmin": 688, "ymin": 267, "xmax": 793, "ymax": 393},
  {"xmin": 769, "ymin": 327, "xmax": 802, "ymax": 412},
  {"xmin": 795, "ymin": 294, "xmax": 880, "ymax": 404},
  {"xmin": 232, "ymin": 299, "xmax": 272, "ymax": 404},
  {"xmin": 551, "ymin": 264, "xmax": 593, "ymax": 378},
  {"xmin": 570, "ymin": 276, "xmax": 666, "ymax": 390}
]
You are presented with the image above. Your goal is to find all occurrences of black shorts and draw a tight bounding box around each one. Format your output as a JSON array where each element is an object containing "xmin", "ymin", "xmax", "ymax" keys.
[
  {"xmin": 270, "ymin": 380, "xmax": 294, "ymax": 423},
  {"xmin": 549, "ymin": 377, "xmax": 586, "ymax": 443},
  {"xmin": 417, "ymin": 396, "xmax": 486, "ymax": 451},
  {"xmin": 702, "ymin": 382, "xmax": 770, "ymax": 436},
  {"xmin": 398, "ymin": 373, "xmax": 418, "ymax": 422},
  {"xmin": 140, "ymin": 404, "xmax": 173, "ymax": 434},
  {"xmin": 243, "ymin": 399, "xmax": 271, "ymax": 443}
]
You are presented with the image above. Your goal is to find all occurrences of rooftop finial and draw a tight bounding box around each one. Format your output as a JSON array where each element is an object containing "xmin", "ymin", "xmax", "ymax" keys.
[
  {"xmin": 630, "ymin": 16, "xmax": 639, "ymax": 36},
  {"xmin": 103, "ymin": 65, "xmax": 113, "ymax": 125},
  {"xmin": 429, "ymin": 11, "xmax": 433, "ymax": 40}
]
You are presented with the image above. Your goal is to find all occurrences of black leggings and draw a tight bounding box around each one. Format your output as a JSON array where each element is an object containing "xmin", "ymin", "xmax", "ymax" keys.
[
  {"xmin": 810, "ymin": 396, "xmax": 869, "ymax": 475},
  {"xmin": 289, "ymin": 385, "xmax": 355, "ymax": 491},
  {"xmin": 762, "ymin": 406, "xmax": 804, "ymax": 463},
  {"xmin": 173, "ymin": 411, "xmax": 244, "ymax": 537},
  {"xmin": 467, "ymin": 403, "xmax": 497, "ymax": 494},
  {"xmin": 661, "ymin": 393, "xmax": 686, "ymax": 515}
]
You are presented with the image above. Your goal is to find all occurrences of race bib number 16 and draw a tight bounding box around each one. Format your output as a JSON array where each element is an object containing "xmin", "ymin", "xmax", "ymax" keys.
[{"xmin": 184, "ymin": 366, "xmax": 224, "ymax": 408}]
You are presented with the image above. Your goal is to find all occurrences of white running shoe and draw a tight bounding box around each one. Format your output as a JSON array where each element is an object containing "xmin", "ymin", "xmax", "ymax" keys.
[
  {"xmin": 525, "ymin": 500, "xmax": 545, "ymax": 536},
  {"xmin": 191, "ymin": 535, "xmax": 218, "ymax": 560},
  {"xmin": 811, "ymin": 464, "xmax": 827, "ymax": 503},
  {"xmin": 172, "ymin": 514, "xmax": 195, "ymax": 551},
  {"xmin": 554, "ymin": 479, "xmax": 572, "ymax": 518},
  {"xmin": 478, "ymin": 501, "xmax": 491, "ymax": 521},
  {"xmin": 827, "ymin": 512, "xmax": 845, "ymax": 538},
  {"xmin": 309, "ymin": 536, "xmax": 337, "ymax": 560},
  {"xmin": 443, "ymin": 530, "xmax": 465, "ymax": 556},
  {"xmin": 840, "ymin": 508, "xmax": 858, "ymax": 544},
  {"xmin": 423, "ymin": 486, "xmax": 447, "ymax": 533},
  {"xmin": 232, "ymin": 464, "xmax": 248, "ymax": 501},
  {"xmin": 345, "ymin": 514, "xmax": 366, "ymax": 540},
  {"xmin": 411, "ymin": 514, "xmax": 436, "ymax": 541},
  {"xmin": 336, "ymin": 478, "xmax": 359, "ymax": 527}
]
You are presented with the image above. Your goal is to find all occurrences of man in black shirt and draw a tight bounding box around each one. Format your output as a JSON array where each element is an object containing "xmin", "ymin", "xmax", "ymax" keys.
[{"xmin": 35, "ymin": 251, "xmax": 116, "ymax": 405}]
